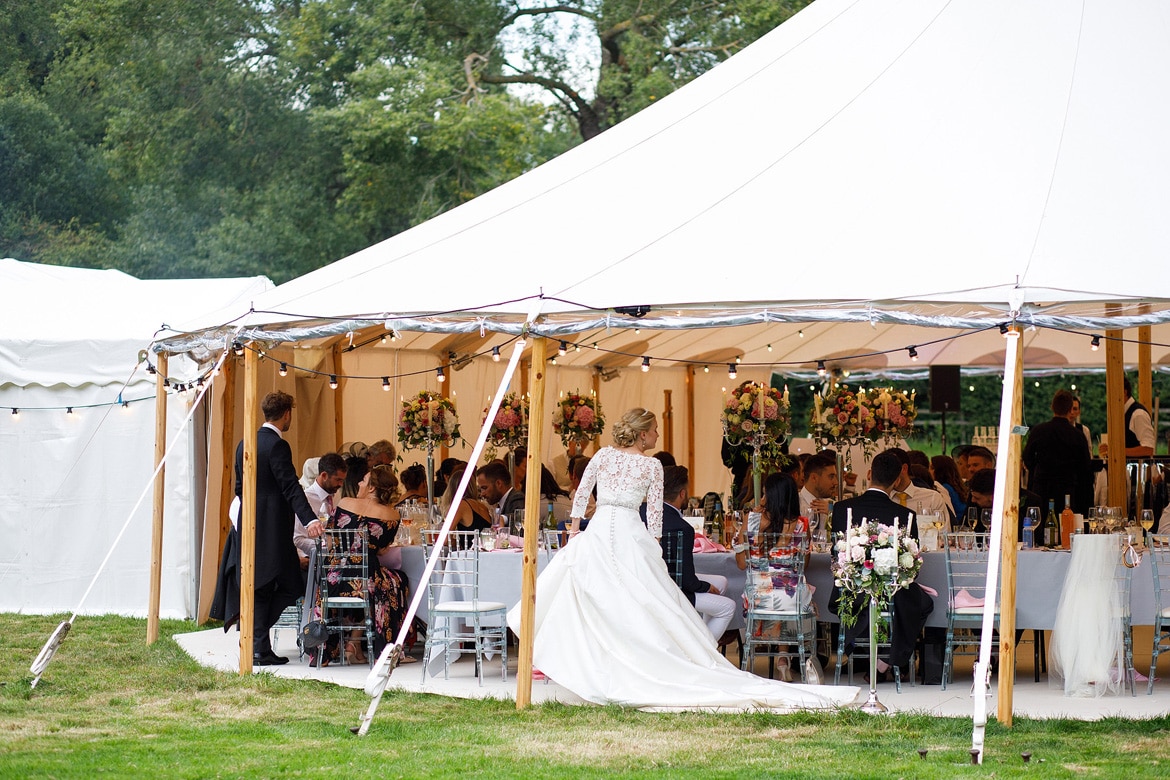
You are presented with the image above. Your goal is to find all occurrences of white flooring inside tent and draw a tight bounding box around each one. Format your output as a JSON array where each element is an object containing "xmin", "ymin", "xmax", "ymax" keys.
[{"xmin": 174, "ymin": 625, "xmax": 1170, "ymax": 720}]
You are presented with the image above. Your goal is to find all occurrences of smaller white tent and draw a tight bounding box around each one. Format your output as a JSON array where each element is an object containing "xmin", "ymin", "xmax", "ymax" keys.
[{"xmin": 0, "ymin": 259, "xmax": 272, "ymax": 618}]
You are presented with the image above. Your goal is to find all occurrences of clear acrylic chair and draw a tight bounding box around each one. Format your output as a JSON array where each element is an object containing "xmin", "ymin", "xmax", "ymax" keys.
[
  {"xmin": 421, "ymin": 529, "xmax": 508, "ymax": 686},
  {"xmin": 941, "ymin": 532, "xmax": 996, "ymax": 690},
  {"xmin": 316, "ymin": 526, "xmax": 374, "ymax": 667},
  {"xmin": 1148, "ymin": 534, "xmax": 1170, "ymax": 694},
  {"xmin": 741, "ymin": 531, "xmax": 817, "ymax": 682},
  {"xmin": 834, "ymin": 601, "xmax": 915, "ymax": 692},
  {"xmin": 1114, "ymin": 536, "xmax": 1136, "ymax": 696}
]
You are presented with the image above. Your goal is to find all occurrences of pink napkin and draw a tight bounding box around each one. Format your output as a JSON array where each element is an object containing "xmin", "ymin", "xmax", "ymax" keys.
[
  {"xmin": 951, "ymin": 588, "xmax": 985, "ymax": 608},
  {"xmin": 918, "ymin": 584, "xmax": 939, "ymax": 597},
  {"xmin": 693, "ymin": 533, "xmax": 728, "ymax": 553}
]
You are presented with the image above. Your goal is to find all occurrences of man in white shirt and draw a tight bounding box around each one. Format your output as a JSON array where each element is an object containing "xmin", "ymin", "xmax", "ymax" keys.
[
  {"xmin": 295, "ymin": 452, "xmax": 347, "ymax": 559},
  {"xmin": 886, "ymin": 448, "xmax": 949, "ymax": 530},
  {"xmin": 799, "ymin": 452, "xmax": 838, "ymax": 525}
]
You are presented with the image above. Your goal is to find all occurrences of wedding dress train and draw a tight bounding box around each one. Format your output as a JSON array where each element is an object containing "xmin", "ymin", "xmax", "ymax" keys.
[{"xmin": 506, "ymin": 447, "xmax": 860, "ymax": 710}]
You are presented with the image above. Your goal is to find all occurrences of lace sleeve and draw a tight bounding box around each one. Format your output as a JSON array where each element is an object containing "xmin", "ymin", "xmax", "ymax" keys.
[
  {"xmin": 645, "ymin": 457, "xmax": 664, "ymax": 538},
  {"xmin": 570, "ymin": 454, "xmax": 599, "ymax": 519}
]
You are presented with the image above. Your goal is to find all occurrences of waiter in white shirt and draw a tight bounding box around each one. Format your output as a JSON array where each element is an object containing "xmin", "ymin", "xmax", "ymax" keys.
[{"xmin": 799, "ymin": 453, "xmax": 839, "ymax": 532}]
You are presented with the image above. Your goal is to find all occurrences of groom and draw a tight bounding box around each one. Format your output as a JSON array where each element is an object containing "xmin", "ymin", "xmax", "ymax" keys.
[{"xmin": 641, "ymin": 466, "xmax": 736, "ymax": 640}]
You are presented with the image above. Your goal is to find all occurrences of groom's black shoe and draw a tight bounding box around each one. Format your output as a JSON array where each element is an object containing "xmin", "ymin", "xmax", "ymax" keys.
[{"xmin": 253, "ymin": 651, "xmax": 289, "ymax": 666}]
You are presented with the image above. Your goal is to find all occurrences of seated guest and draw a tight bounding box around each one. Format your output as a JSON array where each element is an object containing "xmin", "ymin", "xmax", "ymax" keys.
[
  {"xmin": 799, "ymin": 453, "xmax": 838, "ymax": 521},
  {"xmin": 537, "ymin": 464, "xmax": 573, "ymax": 523},
  {"xmin": 931, "ymin": 455, "xmax": 967, "ymax": 522},
  {"xmin": 967, "ymin": 468, "xmax": 1040, "ymax": 539},
  {"xmin": 652, "ymin": 450, "xmax": 677, "ymax": 468},
  {"xmin": 567, "ymin": 455, "xmax": 594, "ymax": 531},
  {"xmin": 886, "ymin": 448, "xmax": 948, "ymax": 530},
  {"xmin": 829, "ymin": 452, "xmax": 932, "ymax": 680},
  {"xmin": 965, "ymin": 446, "xmax": 996, "ymax": 482},
  {"xmin": 732, "ymin": 471, "xmax": 805, "ymax": 570},
  {"xmin": 442, "ymin": 466, "xmax": 494, "ymax": 531},
  {"xmin": 367, "ymin": 439, "xmax": 397, "ymax": 470},
  {"xmin": 435, "ymin": 457, "xmax": 464, "ymax": 498},
  {"xmin": 831, "ymin": 450, "xmax": 918, "ymax": 539},
  {"xmin": 476, "ymin": 460, "xmax": 524, "ymax": 517},
  {"xmin": 394, "ymin": 463, "xmax": 429, "ymax": 507},
  {"xmin": 341, "ymin": 455, "xmax": 368, "ymax": 499},
  {"xmin": 312, "ymin": 465, "xmax": 410, "ymax": 666},
  {"xmin": 644, "ymin": 466, "xmax": 735, "ymax": 641},
  {"xmin": 296, "ymin": 452, "xmax": 347, "ymax": 560}
]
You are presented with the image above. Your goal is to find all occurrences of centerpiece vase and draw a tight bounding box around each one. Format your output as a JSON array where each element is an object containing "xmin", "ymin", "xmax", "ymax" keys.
[
  {"xmin": 860, "ymin": 592, "xmax": 888, "ymax": 714},
  {"xmin": 751, "ymin": 439, "xmax": 763, "ymax": 508},
  {"xmin": 425, "ymin": 439, "xmax": 436, "ymax": 519}
]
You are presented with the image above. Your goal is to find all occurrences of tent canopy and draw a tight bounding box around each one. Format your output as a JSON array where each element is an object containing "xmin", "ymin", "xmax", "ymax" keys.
[{"xmin": 157, "ymin": 0, "xmax": 1170, "ymax": 376}]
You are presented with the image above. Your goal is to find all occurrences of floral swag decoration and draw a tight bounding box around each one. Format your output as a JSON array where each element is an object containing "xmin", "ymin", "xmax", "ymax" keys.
[
  {"xmin": 397, "ymin": 390, "xmax": 461, "ymax": 450},
  {"xmin": 482, "ymin": 392, "xmax": 528, "ymax": 461},
  {"xmin": 553, "ymin": 392, "xmax": 604, "ymax": 447},
  {"xmin": 831, "ymin": 519, "xmax": 923, "ymax": 630}
]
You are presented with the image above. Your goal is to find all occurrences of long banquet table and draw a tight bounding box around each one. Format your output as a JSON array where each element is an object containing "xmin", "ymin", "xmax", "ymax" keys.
[{"xmin": 395, "ymin": 544, "xmax": 1160, "ymax": 632}]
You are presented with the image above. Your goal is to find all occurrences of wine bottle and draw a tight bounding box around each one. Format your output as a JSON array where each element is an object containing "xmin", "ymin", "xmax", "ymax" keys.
[
  {"xmin": 1060, "ymin": 494, "xmax": 1075, "ymax": 549},
  {"xmin": 1044, "ymin": 500, "xmax": 1058, "ymax": 548}
]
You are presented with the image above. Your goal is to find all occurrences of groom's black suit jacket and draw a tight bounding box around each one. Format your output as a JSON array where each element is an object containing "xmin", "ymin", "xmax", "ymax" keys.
[{"xmin": 831, "ymin": 488, "xmax": 918, "ymax": 539}]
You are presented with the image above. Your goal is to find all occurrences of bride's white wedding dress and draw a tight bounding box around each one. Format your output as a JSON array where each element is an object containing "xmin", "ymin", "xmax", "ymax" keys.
[{"xmin": 506, "ymin": 447, "xmax": 859, "ymax": 710}]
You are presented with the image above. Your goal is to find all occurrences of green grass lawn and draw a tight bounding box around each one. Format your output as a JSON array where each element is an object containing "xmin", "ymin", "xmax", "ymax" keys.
[{"xmin": 2, "ymin": 614, "xmax": 1168, "ymax": 778}]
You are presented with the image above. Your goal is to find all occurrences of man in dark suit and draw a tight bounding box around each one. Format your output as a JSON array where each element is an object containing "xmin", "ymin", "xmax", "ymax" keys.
[
  {"xmin": 477, "ymin": 460, "xmax": 526, "ymax": 519},
  {"xmin": 1022, "ymin": 389, "xmax": 1091, "ymax": 514},
  {"xmin": 641, "ymin": 466, "xmax": 735, "ymax": 640},
  {"xmin": 830, "ymin": 449, "xmax": 932, "ymax": 679},
  {"xmin": 213, "ymin": 390, "xmax": 323, "ymax": 665},
  {"xmin": 831, "ymin": 450, "xmax": 918, "ymax": 539}
]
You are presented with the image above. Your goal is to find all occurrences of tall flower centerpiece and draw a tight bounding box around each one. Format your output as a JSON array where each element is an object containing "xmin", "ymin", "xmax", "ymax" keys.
[
  {"xmin": 553, "ymin": 391, "xmax": 604, "ymax": 449},
  {"xmin": 866, "ymin": 388, "xmax": 917, "ymax": 446},
  {"xmin": 482, "ymin": 392, "xmax": 528, "ymax": 462},
  {"xmin": 721, "ymin": 382, "xmax": 791, "ymax": 506},
  {"xmin": 398, "ymin": 390, "xmax": 461, "ymax": 508},
  {"xmin": 831, "ymin": 518, "xmax": 923, "ymax": 713},
  {"xmin": 810, "ymin": 385, "xmax": 879, "ymax": 470}
]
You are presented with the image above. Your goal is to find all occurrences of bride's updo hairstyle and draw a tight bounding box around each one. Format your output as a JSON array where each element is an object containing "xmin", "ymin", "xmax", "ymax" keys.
[{"xmin": 612, "ymin": 408, "xmax": 656, "ymax": 447}]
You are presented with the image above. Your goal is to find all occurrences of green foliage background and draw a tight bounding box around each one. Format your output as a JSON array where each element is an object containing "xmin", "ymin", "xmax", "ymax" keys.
[{"xmin": 0, "ymin": 0, "xmax": 807, "ymax": 282}]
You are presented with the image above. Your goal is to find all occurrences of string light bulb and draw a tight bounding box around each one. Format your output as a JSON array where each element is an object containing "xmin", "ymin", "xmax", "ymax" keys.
[
  {"xmin": 66, "ymin": 407, "xmax": 74, "ymax": 416},
  {"xmin": 329, "ymin": 375, "xmax": 338, "ymax": 389},
  {"xmin": 798, "ymin": 330, "xmax": 804, "ymax": 338},
  {"xmin": 908, "ymin": 346, "xmax": 919, "ymax": 362},
  {"xmin": 703, "ymin": 365, "xmax": 710, "ymax": 373},
  {"xmin": 11, "ymin": 408, "xmax": 18, "ymax": 418},
  {"xmin": 490, "ymin": 346, "xmax": 500, "ymax": 362},
  {"xmin": 767, "ymin": 344, "xmax": 773, "ymax": 352},
  {"xmin": 558, "ymin": 341, "xmax": 567, "ymax": 356},
  {"xmin": 382, "ymin": 377, "xmax": 390, "ymax": 391},
  {"xmin": 380, "ymin": 334, "xmax": 387, "ymax": 344},
  {"xmin": 641, "ymin": 356, "xmax": 650, "ymax": 373},
  {"xmin": 436, "ymin": 366, "xmax": 446, "ymax": 383},
  {"xmin": 146, "ymin": 363, "xmax": 157, "ymax": 375},
  {"xmin": 1090, "ymin": 335, "xmax": 1100, "ymax": 351},
  {"xmin": 817, "ymin": 360, "xmax": 827, "ymax": 377},
  {"xmin": 999, "ymin": 323, "xmax": 1009, "ymax": 336},
  {"xmin": 232, "ymin": 341, "xmax": 244, "ymax": 356},
  {"xmin": 728, "ymin": 364, "xmax": 737, "ymax": 379},
  {"xmin": 279, "ymin": 362, "xmax": 288, "ymax": 377}
]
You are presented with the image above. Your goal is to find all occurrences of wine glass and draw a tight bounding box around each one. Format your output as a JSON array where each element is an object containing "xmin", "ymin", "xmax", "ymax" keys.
[
  {"xmin": 964, "ymin": 506, "xmax": 979, "ymax": 532},
  {"xmin": 1141, "ymin": 509, "xmax": 1156, "ymax": 541}
]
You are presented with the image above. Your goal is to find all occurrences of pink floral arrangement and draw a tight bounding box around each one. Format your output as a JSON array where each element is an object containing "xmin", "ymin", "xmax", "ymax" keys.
[
  {"xmin": 553, "ymin": 391, "xmax": 604, "ymax": 447},
  {"xmin": 397, "ymin": 390, "xmax": 461, "ymax": 450},
  {"xmin": 482, "ymin": 392, "xmax": 528, "ymax": 458},
  {"xmin": 866, "ymin": 388, "xmax": 917, "ymax": 441},
  {"xmin": 721, "ymin": 382, "xmax": 791, "ymax": 446},
  {"xmin": 811, "ymin": 386, "xmax": 878, "ymax": 441}
]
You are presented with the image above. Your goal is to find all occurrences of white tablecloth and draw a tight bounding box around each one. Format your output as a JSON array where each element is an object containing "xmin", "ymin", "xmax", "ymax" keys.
[{"xmin": 398, "ymin": 542, "xmax": 1159, "ymax": 632}]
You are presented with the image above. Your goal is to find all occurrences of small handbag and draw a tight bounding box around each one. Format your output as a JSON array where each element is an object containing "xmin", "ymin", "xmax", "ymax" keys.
[{"xmin": 300, "ymin": 619, "xmax": 328, "ymax": 649}]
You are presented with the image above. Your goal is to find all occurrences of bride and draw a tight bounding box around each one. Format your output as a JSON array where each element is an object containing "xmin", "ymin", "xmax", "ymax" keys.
[{"xmin": 506, "ymin": 408, "xmax": 859, "ymax": 710}]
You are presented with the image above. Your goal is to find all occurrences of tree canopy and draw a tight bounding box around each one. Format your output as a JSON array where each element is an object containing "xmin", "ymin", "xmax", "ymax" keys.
[{"xmin": 0, "ymin": 1, "xmax": 805, "ymax": 282}]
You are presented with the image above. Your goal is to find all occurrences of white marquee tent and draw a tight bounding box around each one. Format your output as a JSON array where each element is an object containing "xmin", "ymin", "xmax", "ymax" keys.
[
  {"xmin": 143, "ymin": 0, "xmax": 1170, "ymax": 741},
  {"xmin": 0, "ymin": 259, "xmax": 272, "ymax": 618}
]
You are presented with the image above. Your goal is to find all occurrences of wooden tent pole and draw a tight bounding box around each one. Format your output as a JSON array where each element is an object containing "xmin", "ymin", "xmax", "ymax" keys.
[
  {"xmin": 996, "ymin": 327, "xmax": 1024, "ymax": 725},
  {"xmin": 662, "ymin": 389, "xmax": 674, "ymax": 454},
  {"xmin": 146, "ymin": 353, "xmax": 169, "ymax": 644},
  {"xmin": 1105, "ymin": 317, "xmax": 1127, "ymax": 512},
  {"xmin": 239, "ymin": 345, "xmax": 259, "ymax": 674},
  {"xmin": 516, "ymin": 337, "xmax": 547, "ymax": 709},
  {"xmin": 685, "ymin": 368, "xmax": 696, "ymax": 489},
  {"xmin": 332, "ymin": 343, "xmax": 346, "ymax": 450}
]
